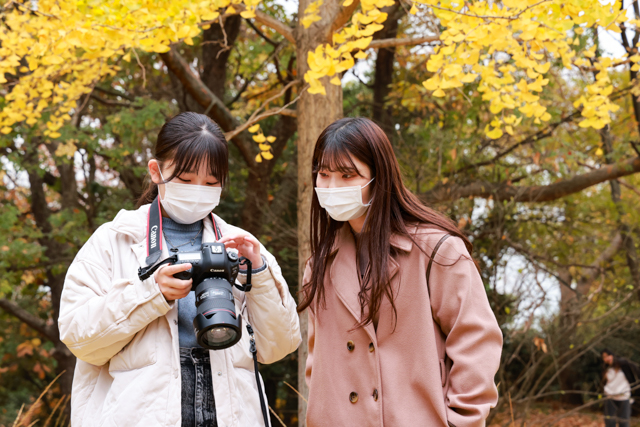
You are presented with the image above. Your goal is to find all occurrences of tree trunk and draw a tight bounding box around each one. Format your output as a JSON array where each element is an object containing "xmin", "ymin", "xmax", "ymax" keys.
[
  {"xmin": 23, "ymin": 148, "xmax": 77, "ymax": 417},
  {"xmin": 202, "ymin": 16, "xmax": 242, "ymax": 102},
  {"xmin": 601, "ymin": 126, "xmax": 640, "ymax": 296},
  {"xmin": 372, "ymin": 4, "xmax": 403, "ymax": 134},
  {"xmin": 295, "ymin": 1, "xmax": 345, "ymax": 423}
]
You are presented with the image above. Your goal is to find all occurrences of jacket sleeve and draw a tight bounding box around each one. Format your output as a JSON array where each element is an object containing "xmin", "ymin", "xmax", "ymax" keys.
[
  {"xmin": 239, "ymin": 244, "xmax": 301, "ymax": 364},
  {"xmin": 58, "ymin": 225, "xmax": 173, "ymax": 366},
  {"xmin": 428, "ymin": 236, "xmax": 503, "ymax": 427}
]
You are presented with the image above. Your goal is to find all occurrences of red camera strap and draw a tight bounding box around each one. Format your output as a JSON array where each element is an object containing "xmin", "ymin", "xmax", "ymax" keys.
[{"xmin": 145, "ymin": 195, "xmax": 221, "ymax": 267}]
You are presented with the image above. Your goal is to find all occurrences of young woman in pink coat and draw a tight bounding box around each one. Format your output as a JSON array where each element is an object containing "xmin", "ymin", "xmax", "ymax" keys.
[{"xmin": 299, "ymin": 117, "xmax": 503, "ymax": 427}]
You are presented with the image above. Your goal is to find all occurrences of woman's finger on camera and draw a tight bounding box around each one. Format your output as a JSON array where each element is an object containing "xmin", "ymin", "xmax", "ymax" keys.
[{"xmin": 160, "ymin": 263, "xmax": 193, "ymax": 276}]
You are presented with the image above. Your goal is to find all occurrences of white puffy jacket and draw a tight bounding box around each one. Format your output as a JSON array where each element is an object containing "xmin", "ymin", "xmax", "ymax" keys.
[{"xmin": 58, "ymin": 205, "xmax": 301, "ymax": 426}]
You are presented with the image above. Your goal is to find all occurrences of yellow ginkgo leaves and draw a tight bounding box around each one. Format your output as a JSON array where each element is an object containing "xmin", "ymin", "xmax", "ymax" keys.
[
  {"xmin": 55, "ymin": 139, "xmax": 78, "ymax": 159},
  {"xmin": 417, "ymin": 0, "xmax": 628, "ymax": 138},
  {"xmin": 249, "ymin": 124, "xmax": 276, "ymax": 163},
  {"xmin": 0, "ymin": 0, "xmax": 268, "ymax": 139},
  {"xmin": 303, "ymin": 0, "xmax": 392, "ymax": 94},
  {"xmin": 301, "ymin": 0, "xmax": 324, "ymax": 29}
]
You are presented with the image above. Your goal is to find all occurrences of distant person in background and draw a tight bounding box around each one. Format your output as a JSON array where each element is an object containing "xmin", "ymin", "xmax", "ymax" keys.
[{"xmin": 602, "ymin": 348, "xmax": 640, "ymax": 427}]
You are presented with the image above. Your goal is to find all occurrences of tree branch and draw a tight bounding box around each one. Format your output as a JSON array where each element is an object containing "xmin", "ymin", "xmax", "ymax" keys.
[
  {"xmin": 254, "ymin": 11, "xmax": 295, "ymax": 45},
  {"xmin": 329, "ymin": 0, "xmax": 362, "ymax": 37},
  {"xmin": 224, "ymin": 80, "xmax": 303, "ymax": 141},
  {"xmin": 0, "ymin": 298, "xmax": 56, "ymax": 342},
  {"xmin": 423, "ymin": 156, "xmax": 640, "ymax": 204},
  {"xmin": 90, "ymin": 94, "xmax": 139, "ymax": 109},
  {"xmin": 225, "ymin": 5, "xmax": 295, "ymax": 45},
  {"xmin": 245, "ymin": 18, "xmax": 279, "ymax": 47},
  {"xmin": 93, "ymin": 86, "xmax": 134, "ymax": 101},
  {"xmin": 369, "ymin": 35, "xmax": 440, "ymax": 49},
  {"xmin": 160, "ymin": 47, "xmax": 256, "ymax": 167}
]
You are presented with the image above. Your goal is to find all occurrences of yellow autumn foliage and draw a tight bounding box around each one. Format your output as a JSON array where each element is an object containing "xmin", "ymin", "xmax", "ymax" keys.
[{"xmin": 0, "ymin": 0, "xmax": 636, "ymax": 141}]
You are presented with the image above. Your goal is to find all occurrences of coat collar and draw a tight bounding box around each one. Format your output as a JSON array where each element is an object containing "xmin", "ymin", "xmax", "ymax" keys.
[
  {"xmin": 110, "ymin": 204, "xmax": 226, "ymax": 267},
  {"xmin": 328, "ymin": 224, "xmax": 414, "ymax": 342}
]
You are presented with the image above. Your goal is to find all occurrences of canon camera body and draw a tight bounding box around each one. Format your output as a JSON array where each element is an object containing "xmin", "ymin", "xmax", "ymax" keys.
[{"xmin": 172, "ymin": 242, "xmax": 247, "ymax": 350}]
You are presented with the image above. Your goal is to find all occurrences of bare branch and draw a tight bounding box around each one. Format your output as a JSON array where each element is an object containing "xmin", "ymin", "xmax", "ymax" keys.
[
  {"xmin": 245, "ymin": 18, "xmax": 279, "ymax": 47},
  {"xmin": 0, "ymin": 298, "xmax": 56, "ymax": 342},
  {"xmin": 254, "ymin": 11, "xmax": 295, "ymax": 45},
  {"xmin": 329, "ymin": 0, "xmax": 362, "ymax": 37},
  {"xmin": 278, "ymin": 108, "xmax": 298, "ymax": 118},
  {"xmin": 94, "ymin": 86, "xmax": 134, "ymax": 101},
  {"xmin": 90, "ymin": 94, "xmax": 138, "ymax": 109},
  {"xmin": 160, "ymin": 47, "xmax": 256, "ymax": 167},
  {"xmin": 224, "ymin": 84, "xmax": 304, "ymax": 140},
  {"xmin": 132, "ymin": 48, "xmax": 147, "ymax": 88},
  {"xmin": 246, "ymin": 79, "xmax": 300, "ymax": 124},
  {"xmin": 218, "ymin": 5, "xmax": 295, "ymax": 45},
  {"xmin": 423, "ymin": 156, "xmax": 640, "ymax": 203},
  {"xmin": 369, "ymin": 35, "xmax": 440, "ymax": 49}
]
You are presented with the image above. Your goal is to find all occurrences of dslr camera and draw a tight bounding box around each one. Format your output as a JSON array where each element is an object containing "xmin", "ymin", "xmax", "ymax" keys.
[{"xmin": 172, "ymin": 242, "xmax": 251, "ymax": 350}]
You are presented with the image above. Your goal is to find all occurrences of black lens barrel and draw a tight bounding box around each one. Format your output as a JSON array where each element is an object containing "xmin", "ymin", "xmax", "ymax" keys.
[{"xmin": 193, "ymin": 277, "xmax": 242, "ymax": 350}]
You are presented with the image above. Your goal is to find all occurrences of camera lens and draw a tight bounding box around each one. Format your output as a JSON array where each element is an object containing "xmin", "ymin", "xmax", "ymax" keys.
[
  {"xmin": 203, "ymin": 327, "xmax": 237, "ymax": 348},
  {"xmin": 193, "ymin": 277, "xmax": 242, "ymax": 350}
]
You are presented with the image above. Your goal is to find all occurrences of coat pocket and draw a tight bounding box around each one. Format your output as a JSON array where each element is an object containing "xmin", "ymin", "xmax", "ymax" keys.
[
  {"xmin": 439, "ymin": 358, "xmax": 447, "ymax": 387},
  {"xmin": 109, "ymin": 318, "xmax": 159, "ymax": 372}
]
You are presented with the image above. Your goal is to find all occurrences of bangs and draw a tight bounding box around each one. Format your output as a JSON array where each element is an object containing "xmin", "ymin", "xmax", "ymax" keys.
[
  {"xmin": 165, "ymin": 132, "xmax": 228, "ymax": 185},
  {"xmin": 314, "ymin": 135, "xmax": 364, "ymax": 176}
]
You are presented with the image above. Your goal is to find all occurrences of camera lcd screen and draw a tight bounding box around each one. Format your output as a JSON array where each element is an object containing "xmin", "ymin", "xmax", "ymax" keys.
[{"xmin": 177, "ymin": 253, "xmax": 202, "ymax": 261}]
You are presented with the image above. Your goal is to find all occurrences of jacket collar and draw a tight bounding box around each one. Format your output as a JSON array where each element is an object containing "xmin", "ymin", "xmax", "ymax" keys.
[{"xmin": 111, "ymin": 204, "xmax": 228, "ymax": 267}]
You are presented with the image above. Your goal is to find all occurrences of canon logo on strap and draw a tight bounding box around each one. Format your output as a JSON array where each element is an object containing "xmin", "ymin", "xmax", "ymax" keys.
[{"xmin": 150, "ymin": 225, "xmax": 158, "ymax": 250}]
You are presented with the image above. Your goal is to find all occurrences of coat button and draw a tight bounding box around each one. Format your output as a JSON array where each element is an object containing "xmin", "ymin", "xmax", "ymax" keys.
[
  {"xmin": 373, "ymin": 389, "xmax": 379, "ymax": 401},
  {"xmin": 347, "ymin": 341, "xmax": 355, "ymax": 351},
  {"xmin": 349, "ymin": 392, "xmax": 358, "ymax": 403},
  {"xmin": 174, "ymin": 319, "xmax": 178, "ymax": 325},
  {"xmin": 369, "ymin": 343, "xmax": 374, "ymax": 352}
]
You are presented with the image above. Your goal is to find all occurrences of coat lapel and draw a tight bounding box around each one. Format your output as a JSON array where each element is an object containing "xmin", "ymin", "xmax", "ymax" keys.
[
  {"xmin": 388, "ymin": 231, "xmax": 413, "ymax": 283},
  {"xmin": 329, "ymin": 225, "xmax": 377, "ymax": 343},
  {"xmin": 328, "ymin": 226, "xmax": 415, "ymax": 342}
]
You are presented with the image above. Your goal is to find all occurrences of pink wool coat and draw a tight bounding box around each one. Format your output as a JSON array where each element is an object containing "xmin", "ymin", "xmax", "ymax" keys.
[{"xmin": 304, "ymin": 225, "xmax": 502, "ymax": 427}]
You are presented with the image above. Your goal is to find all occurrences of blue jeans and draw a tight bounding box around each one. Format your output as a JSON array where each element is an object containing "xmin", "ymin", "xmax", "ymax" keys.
[
  {"xmin": 180, "ymin": 347, "xmax": 217, "ymax": 427},
  {"xmin": 604, "ymin": 399, "xmax": 630, "ymax": 427}
]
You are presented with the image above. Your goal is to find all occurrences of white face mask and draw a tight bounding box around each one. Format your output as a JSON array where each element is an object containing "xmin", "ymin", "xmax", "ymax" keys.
[
  {"xmin": 158, "ymin": 170, "xmax": 222, "ymax": 224},
  {"xmin": 315, "ymin": 178, "xmax": 374, "ymax": 222}
]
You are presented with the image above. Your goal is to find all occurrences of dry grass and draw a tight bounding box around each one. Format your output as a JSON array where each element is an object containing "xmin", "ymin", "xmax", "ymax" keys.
[
  {"xmin": 489, "ymin": 403, "xmax": 640, "ymax": 427},
  {"xmin": 10, "ymin": 372, "xmax": 68, "ymax": 427}
]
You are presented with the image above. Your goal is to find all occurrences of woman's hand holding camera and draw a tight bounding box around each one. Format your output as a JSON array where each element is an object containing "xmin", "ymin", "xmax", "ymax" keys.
[
  {"xmin": 219, "ymin": 232, "xmax": 264, "ymax": 270},
  {"xmin": 154, "ymin": 263, "xmax": 193, "ymax": 302}
]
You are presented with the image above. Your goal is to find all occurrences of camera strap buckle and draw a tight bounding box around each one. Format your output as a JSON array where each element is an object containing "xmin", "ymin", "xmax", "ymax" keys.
[
  {"xmin": 246, "ymin": 323, "xmax": 269, "ymax": 427},
  {"xmin": 137, "ymin": 255, "xmax": 178, "ymax": 281},
  {"xmin": 234, "ymin": 257, "xmax": 253, "ymax": 292}
]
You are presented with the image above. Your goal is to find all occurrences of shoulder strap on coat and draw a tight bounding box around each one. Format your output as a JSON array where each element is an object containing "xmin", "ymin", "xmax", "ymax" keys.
[{"xmin": 426, "ymin": 233, "xmax": 452, "ymax": 297}]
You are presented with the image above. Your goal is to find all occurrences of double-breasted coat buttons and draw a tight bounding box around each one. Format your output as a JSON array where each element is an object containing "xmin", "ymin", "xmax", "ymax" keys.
[
  {"xmin": 369, "ymin": 343, "xmax": 374, "ymax": 352},
  {"xmin": 372, "ymin": 389, "xmax": 379, "ymax": 401},
  {"xmin": 347, "ymin": 340, "xmax": 355, "ymax": 351},
  {"xmin": 349, "ymin": 392, "xmax": 358, "ymax": 403}
]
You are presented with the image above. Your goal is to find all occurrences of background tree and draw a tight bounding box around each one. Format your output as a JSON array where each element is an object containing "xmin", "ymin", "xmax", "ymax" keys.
[{"xmin": 2, "ymin": 0, "xmax": 640, "ymax": 426}]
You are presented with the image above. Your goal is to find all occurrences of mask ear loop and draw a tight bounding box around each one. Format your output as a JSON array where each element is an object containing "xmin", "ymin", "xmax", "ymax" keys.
[
  {"xmin": 362, "ymin": 177, "xmax": 375, "ymax": 206},
  {"xmin": 158, "ymin": 168, "xmax": 169, "ymax": 185}
]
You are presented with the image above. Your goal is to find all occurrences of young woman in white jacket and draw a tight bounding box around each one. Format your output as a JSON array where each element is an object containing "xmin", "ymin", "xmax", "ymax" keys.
[{"xmin": 58, "ymin": 112, "xmax": 301, "ymax": 427}]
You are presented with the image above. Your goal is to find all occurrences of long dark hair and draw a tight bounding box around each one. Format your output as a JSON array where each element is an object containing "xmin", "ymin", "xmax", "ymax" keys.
[
  {"xmin": 298, "ymin": 117, "xmax": 472, "ymax": 328},
  {"xmin": 137, "ymin": 112, "xmax": 229, "ymax": 207}
]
